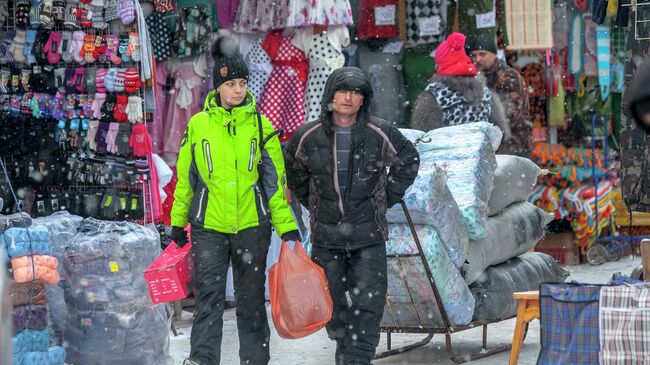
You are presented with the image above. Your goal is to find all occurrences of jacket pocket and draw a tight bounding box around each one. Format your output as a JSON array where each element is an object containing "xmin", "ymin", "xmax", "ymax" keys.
[
  {"xmin": 252, "ymin": 184, "xmax": 268, "ymax": 218},
  {"xmin": 202, "ymin": 139, "xmax": 213, "ymax": 177},
  {"xmin": 192, "ymin": 185, "xmax": 208, "ymax": 225},
  {"xmin": 248, "ymin": 138, "xmax": 257, "ymax": 172}
]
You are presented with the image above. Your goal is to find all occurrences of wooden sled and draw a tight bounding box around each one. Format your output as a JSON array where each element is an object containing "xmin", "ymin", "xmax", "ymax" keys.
[{"xmin": 375, "ymin": 201, "xmax": 513, "ymax": 363}]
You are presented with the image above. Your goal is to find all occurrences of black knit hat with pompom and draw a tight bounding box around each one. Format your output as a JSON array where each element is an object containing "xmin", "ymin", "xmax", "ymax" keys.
[{"xmin": 211, "ymin": 36, "xmax": 249, "ymax": 89}]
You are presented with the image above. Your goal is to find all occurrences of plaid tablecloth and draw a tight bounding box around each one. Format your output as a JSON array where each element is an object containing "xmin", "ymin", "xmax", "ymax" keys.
[
  {"xmin": 600, "ymin": 282, "xmax": 650, "ymax": 365},
  {"xmin": 538, "ymin": 282, "xmax": 602, "ymax": 365}
]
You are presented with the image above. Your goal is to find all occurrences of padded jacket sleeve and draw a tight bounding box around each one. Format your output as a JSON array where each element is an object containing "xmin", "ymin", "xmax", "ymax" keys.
[{"xmin": 386, "ymin": 126, "xmax": 420, "ymax": 208}]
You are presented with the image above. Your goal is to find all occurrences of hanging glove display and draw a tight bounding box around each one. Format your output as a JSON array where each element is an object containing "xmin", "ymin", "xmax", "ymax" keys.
[
  {"xmin": 125, "ymin": 96, "xmax": 143, "ymax": 123},
  {"xmin": 129, "ymin": 124, "xmax": 152, "ymax": 156}
]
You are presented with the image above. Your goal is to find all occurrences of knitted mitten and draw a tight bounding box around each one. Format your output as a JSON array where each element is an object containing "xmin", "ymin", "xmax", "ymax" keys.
[
  {"xmin": 15, "ymin": 0, "xmax": 31, "ymax": 29},
  {"xmin": 113, "ymin": 68, "xmax": 125, "ymax": 93},
  {"xmin": 95, "ymin": 68, "xmax": 107, "ymax": 93},
  {"xmin": 63, "ymin": 0, "xmax": 79, "ymax": 29},
  {"xmin": 77, "ymin": 1, "xmax": 92, "ymax": 28},
  {"xmin": 124, "ymin": 67, "xmax": 141, "ymax": 93},
  {"xmin": 117, "ymin": 0, "xmax": 135, "ymax": 25},
  {"xmin": 29, "ymin": 0, "xmax": 42, "ymax": 29},
  {"xmin": 81, "ymin": 34, "xmax": 96, "ymax": 63},
  {"xmin": 91, "ymin": 5, "xmax": 106, "ymax": 29},
  {"xmin": 118, "ymin": 35, "xmax": 130, "ymax": 62},
  {"xmin": 43, "ymin": 31, "xmax": 62, "ymax": 64},
  {"xmin": 104, "ymin": 67, "xmax": 117, "ymax": 92},
  {"xmin": 127, "ymin": 32, "xmax": 140, "ymax": 62},
  {"xmin": 23, "ymin": 30, "xmax": 37, "ymax": 65},
  {"xmin": 10, "ymin": 30, "xmax": 27, "ymax": 64},
  {"xmin": 52, "ymin": 0, "xmax": 65, "ymax": 24},
  {"xmin": 70, "ymin": 30, "xmax": 86, "ymax": 64},
  {"xmin": 40, "ymin": 0, "xmax": 54, "ymax": 28},
  {"xmin": 59, "ymin": 31, "xmax": 72, "ymax": 63},
  {"xmin": 104, "ymin": 0, "xmax": 119, "ymax": 22},
  {"xmin": 106, "ymin": 34, "xmax": 121, "ymax": 65}
]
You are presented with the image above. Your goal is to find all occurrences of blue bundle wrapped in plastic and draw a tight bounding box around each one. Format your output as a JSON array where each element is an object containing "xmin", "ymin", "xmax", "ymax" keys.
[
  {"xmin": 386, "ymin": 224, "xmax": 475, "ymax": 326},
  {"xmin": 416, "ymin": 123, "xmax": 499, "ymax": 240},
  {"xmin": 4, "ymin": 227, "xmax": 51, "ymax": 258},
  {"xmin": 20, "ymin": 346, "xmax": 66, "ymax": 365},
  {"xmin": 12, "ymin": 329, "xmax": 49, "ymax": 365},
  {"xmin": 386, "ymin": 162, "xmax": 468, "ymax": 269}
]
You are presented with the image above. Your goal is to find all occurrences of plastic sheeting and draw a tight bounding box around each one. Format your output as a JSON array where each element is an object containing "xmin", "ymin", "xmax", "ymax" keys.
[
  {"xmin": 429, "ymin": 122, "xmax": 503, "ymax": 152},
  {"xmin": 9, "ymin": 280, "xmax": 47, "ymax": 306},
  {"xmin": 4, "ymin": 227, "xmax": 52, "ymax": 258},
  {"xmin": 462, "ymin": 202, "xmax": 553, "ymax": 285},
  {"xmin": 417, "ymin": 123, "xmax": 499, "ymax": 240},
  {"xmin": 32, "ymin": 211, "xmax": 83, "ymax": 346},
  {"xmin": 0, "ymin": 212, "xmax": 32, "ymax": 233},
  {"xmin": 59, "ymin": 218, "xmax": 173, "ymax": 365},
  {"xmin": 471, "ymin": 252, "xmax": 569, "ymax": 321},
  {"xmin": 12, "ymin": 304, "xmax": 48, "ymax": 335},
  {"xmin": 386, "ymin": 164, "xmax": 468, "ymax": 268},
  {"xmin": 21, "ymin": 346, "xmax": 66, "ymax": 365},
  {"xmin": 12, "ymin": 329, "xmax": 49, "ymax": 365},
  {"xmin": 488, "ymin": 155, "xmax": 543, "ymax": 216},
  {"xmin": 386, "ymin": 224, "xmax": 474, "ymax": 326},
  {"xmin": 398, "ymin": 128, "xmax": 425, "ymax": 143},
  {"xmin": 0, "ymin": 263, "xmax": 10, "ymax": 365}
]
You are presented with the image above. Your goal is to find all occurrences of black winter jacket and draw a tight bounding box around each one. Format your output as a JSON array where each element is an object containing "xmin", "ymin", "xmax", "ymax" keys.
[{"xmin": 285, "ymin": 68, "xmax": 420, "ymax": 249}]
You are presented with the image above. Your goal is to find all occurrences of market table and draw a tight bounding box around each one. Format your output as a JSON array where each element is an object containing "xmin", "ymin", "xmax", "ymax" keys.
[{"xmin": 509, "ymin": 290, "xmax": 540, "ymax": 365}]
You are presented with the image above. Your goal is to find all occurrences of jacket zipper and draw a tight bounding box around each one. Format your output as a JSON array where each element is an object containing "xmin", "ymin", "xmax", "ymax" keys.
[
  {"xmin": 248, "ymin": 139, "xmax": 257, "ymax": 172},
  {"xmin": 195, "ymin": 187, "xmax": 206, "ymax": 221},
  {"xmin": 254, "ymin": 185, "xmax": 267, "ymax": 216},
  {"xmin": 332, "ymin": 132, "xmax": 345, "ymax": 218},
  {"xmin": 202, "ymin": 139, "xmax": 213, "ymax": 178}
]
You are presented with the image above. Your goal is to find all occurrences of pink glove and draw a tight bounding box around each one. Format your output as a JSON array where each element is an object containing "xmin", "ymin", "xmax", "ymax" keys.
[
  {"xmin": 129, "ymin": 124, "xmax": 152, "ymax": 157},
  {"xmin": 106, "ymin": 122, "xmax": 119, "ymax": 154}
]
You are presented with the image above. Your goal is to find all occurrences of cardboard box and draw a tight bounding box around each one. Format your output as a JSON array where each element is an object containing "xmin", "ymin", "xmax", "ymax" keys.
[
  {"xmin": 535, "ymin": 232, "xmax": 579, "ymax": 265},
  {"xmin": 144, "ymin": 242, "xmax": 193, "ymax": 304}
]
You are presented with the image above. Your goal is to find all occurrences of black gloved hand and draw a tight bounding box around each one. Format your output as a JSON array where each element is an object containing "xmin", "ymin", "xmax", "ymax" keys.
[
  {"xmin": 281, "ymin": 230, "xmax": 301, "ymax": 242},
  {"xmin": 171, "ymin": 226, "xmax": 189, "ymax": 247}
]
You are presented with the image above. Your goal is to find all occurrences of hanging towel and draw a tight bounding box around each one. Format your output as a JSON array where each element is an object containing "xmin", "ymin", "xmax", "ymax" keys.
[
  {"xmin": 569, "ymin": 11, "xmax": 585, "ymax": 84},
  {"xmin": 596, "ymin": 25, "xmax": 610, "ymax": 100}
]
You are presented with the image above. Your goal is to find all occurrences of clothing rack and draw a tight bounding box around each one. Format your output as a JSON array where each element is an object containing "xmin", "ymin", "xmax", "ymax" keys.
[{"xmin": 376, "ymin": 201, "xmax": 513, "ymax": 363}]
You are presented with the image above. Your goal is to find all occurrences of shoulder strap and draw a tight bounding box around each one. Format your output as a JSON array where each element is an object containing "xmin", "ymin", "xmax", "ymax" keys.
[{"xmin": 257, "ymin": 111, "xmax": 283, "ymax": 150}]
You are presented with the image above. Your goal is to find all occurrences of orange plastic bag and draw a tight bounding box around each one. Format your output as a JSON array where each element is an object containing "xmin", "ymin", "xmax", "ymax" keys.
[{"xmin": 269, "ymin": 241, "xmax": 333, "ymax": 339}]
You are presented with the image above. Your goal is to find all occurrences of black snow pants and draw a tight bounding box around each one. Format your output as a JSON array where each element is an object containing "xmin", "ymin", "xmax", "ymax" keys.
[
  {"xmin": 188, "ymin": 223, "xmax": 271, "ymax": 365},
  {"xmin": 311, "ymin": 242, "xmax": 388, "ymax": 365}
]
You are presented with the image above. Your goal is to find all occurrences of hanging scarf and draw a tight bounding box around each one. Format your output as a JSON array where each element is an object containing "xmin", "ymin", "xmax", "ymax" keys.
[
  {"xmin": 596, "ymin": 25, "xmax": 611, "ymax": 100},
  {"xmin": 569, "ymin": 11, "xmax": 584, "ymax": 90}
]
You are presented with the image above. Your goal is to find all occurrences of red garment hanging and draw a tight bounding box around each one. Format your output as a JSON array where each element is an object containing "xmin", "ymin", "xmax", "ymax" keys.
[{"xmin": 357, "ymin": 0, "xmax": 399, "ymax": 39}]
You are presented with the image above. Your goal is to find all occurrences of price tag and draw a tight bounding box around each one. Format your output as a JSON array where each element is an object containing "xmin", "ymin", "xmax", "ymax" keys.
[
  {"xmin": 109, "ymin": 261, "xmax": 119, "ymax": 272},
  {"xmin": 418, "ymin": 16, "xmax": 442, "ymax": 37},
  {"xmin": 476, "ymin": 11, "xmax": 496, "ymax": 29},
  {"xmin": 374, "ymin": 5, "xmax": 396, "ymax": 26}
]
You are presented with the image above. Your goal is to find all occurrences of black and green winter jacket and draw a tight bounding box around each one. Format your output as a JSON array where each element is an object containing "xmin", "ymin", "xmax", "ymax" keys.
[{"xmin": 171, "ymin": 90, "xmax": 298, "ymax": 237}]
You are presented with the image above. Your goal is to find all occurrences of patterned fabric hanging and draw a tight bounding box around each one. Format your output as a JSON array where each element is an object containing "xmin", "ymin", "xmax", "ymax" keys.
[{"xmin": 405, "ymin": 0, "xmax": 446, "ymax": 46}]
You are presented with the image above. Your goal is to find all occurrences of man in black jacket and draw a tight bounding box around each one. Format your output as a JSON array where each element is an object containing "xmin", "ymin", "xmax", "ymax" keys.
[{"xmin": 285, "ymin": 67, "xmax": 420, "ymax": 365}]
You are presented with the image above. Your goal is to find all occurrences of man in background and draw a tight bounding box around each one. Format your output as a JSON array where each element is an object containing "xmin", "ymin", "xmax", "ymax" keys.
[{"xmin": 467, "ymin": 34, "xmax": 531, "ymax": 155}]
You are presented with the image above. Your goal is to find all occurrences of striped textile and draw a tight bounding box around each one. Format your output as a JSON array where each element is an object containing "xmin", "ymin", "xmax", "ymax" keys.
[
  {"xmin": 596, "ymin": 25, "xmax": 611, "ymax": 100},
  {"xmin": 599, "ymin": 283, "xmax": 650, "ymax": 365},
  {"xmin": 537, "ymin": 282, "xmax": 601, "ymax": 365}
]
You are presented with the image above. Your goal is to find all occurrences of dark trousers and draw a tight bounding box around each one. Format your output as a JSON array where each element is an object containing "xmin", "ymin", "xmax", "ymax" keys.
[
  {"xmin": 312, "ymin": 243, "xmax": 388, "ymax": 365},
  {"xmin": 189, "ymin": 223, "xmax": 271, "ymax": 365}
]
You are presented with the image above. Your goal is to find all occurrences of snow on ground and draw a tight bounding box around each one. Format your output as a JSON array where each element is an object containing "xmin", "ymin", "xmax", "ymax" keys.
[{"xmin": 169, "ymin": 256, "xmax": 641, "ymax": 364}]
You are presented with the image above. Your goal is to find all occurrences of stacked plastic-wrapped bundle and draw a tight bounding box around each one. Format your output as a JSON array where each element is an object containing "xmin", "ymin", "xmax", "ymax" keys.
[
  {"xmin": 462, "ymin": 202, "xmax": 554, "ymax": 284},
  {"xmin": 472, "ymin": 252, "xmax": 569, "ymax": 320},
  {"xmin": 0, "ymin": 252, "xmax": 10, "ymax": 365},
  {"xmin": 32, "ymin": 211, "xmax": 83, "ymax": 344},
  {"xmin": 3, "ymin": 213, "xmax": 67, "ymax": 365},
  {"xmin": 416, "ymin": 123, "xmax": 500, "ymax": 240},
  {"xmin": 60, "ymin": 218, "xmax": 173, "ymax": 365},
  {"xmin": 385, "ymin": 224, "xmax": 474, "ymax": 326}
]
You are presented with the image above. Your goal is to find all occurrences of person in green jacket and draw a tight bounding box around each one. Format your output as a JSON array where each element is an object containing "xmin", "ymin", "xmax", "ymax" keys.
[{"xmin": 170, "ymin": 36, "xmax": 300, "ymax": 365}]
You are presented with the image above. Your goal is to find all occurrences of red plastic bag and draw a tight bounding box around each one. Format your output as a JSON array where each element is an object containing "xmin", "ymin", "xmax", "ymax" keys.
[{"xmin": 269, "ymin": 241, "xmax": 333, "ymax": 339}]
